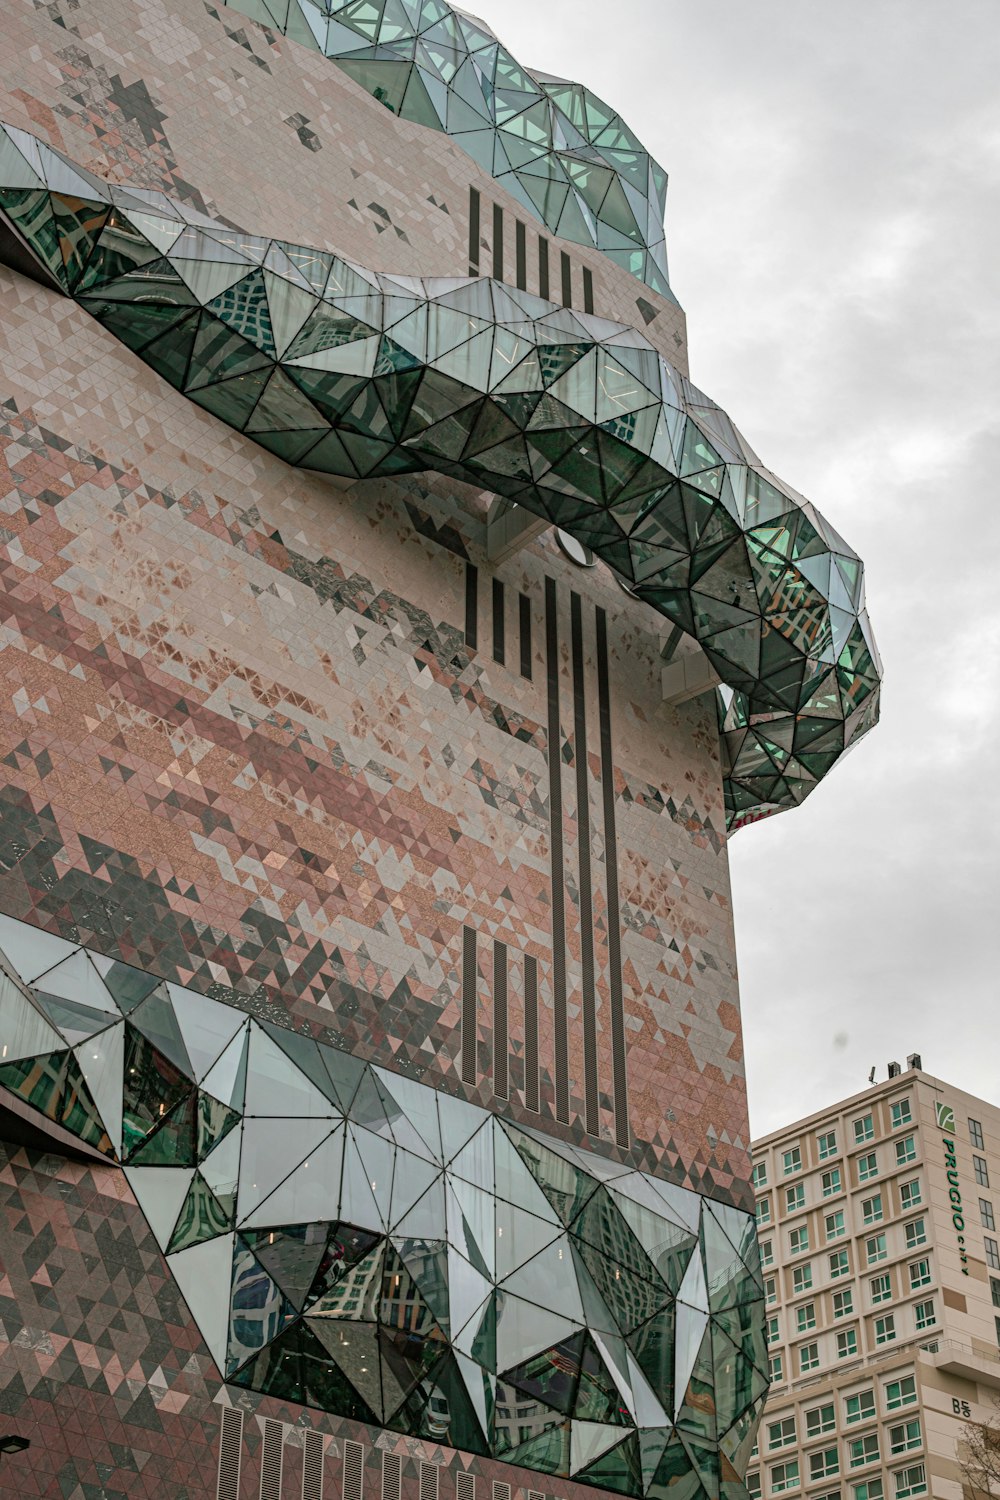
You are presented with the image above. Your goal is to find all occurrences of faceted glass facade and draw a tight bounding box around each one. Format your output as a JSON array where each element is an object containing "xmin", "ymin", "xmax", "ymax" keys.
[
  {"xmin": 0, "ymin": 123, "xmax": 880, "ymax": 829},
  {"xmin": 220, "ymin": 0, "xmax": 673, "ymax": 295},
  {"xmin": 0, "ymin": 913, "xmax": 765, "ymax": 1494}
]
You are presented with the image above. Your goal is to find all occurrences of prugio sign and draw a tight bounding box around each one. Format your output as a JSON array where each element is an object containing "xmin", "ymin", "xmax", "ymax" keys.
[{"xmin": 937, "ymin": 1102, "xmax": 970, "ymax": 1276}]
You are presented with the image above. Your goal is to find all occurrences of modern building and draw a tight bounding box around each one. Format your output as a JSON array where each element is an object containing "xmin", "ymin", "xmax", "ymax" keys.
[
  {"xmin": 748, "ymin": 1066, "xmax": 1000, "ymax": 1500},
  {"xmin": 0, "ymin": 1, "xmax": 880, "ymax": 1497}
]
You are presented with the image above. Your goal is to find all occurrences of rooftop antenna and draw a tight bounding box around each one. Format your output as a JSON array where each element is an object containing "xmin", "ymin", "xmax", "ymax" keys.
[{"xmin": 868, "ymin": 1066, "xmax": 876, "ymax": 1084}]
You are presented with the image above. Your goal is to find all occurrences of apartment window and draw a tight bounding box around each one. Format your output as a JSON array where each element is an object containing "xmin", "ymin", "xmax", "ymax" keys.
[
  {"xmin": 854, "ymin": 1114, "xmax": 875, "ymax": 1144},
  {"xmin": 893, "ymin": 1465, "xmax": 926, "ymax": 1499},
  {"xmin": 770, "ymin": 1353, "xmax": 784, "ymax": 1381},
  {"xmin": 767, "ymin": 1418, "xmax": 797, "ymax": 1452},
  {"xmin": 845, "ymin": 1390, "xmax": 876, "ymax": 1425},
  {"xmin": 914, "ymin": 1300, "xmax": 935, "ymax": 1331},
  {"xmin": 853, "ymin": 1483, "xmax": 884, "ymax": 1500},
  {"xmin": 770, "ymin": 1461, "xmax": 800, "ymax": 1494},
  {"xmin": 797, "ymin": 1303, "xmax": 817, "ymax": 1333},
  {"xmin": 800, "ymin": 1341, "xmax": 820, "ymax": 1373},
  {"xmin": 810, "ymin": 1450, "xmax": 839, "ymax": 1482},
  {"xmin": 903, "ymin": 1260, "xmax": 930, "ymax": 1294},
  {"xmin": 995, "ymin": 1315, "xmax": 1000, "ymax": 1347},
  {"xmin": 787, "ymin": 1185, "xmax": 806, "ymax": 1213},
  {"xmin": 857, "ymin": 1152, "xmax": 878, "ymax": 1183},
  {"xmin": 985, "ymin": 1237, "xmax": 1000, "ymax": 1271},
  {"xmin": 974, "ymin": 1155, "xmax": 990, "ymax": 1188},
  {"xmin": 991, "ymin": 1276, "xmax": 1000, "ymax": 1309},
  {"xmin": 862, "ymin": 1194, "xmax": 884, "ymax": 1226},
  {"xmin": 766, "ymin": 1316, "xmax": 779, "ymax": 1345},
  {"xmin": 865, "ymin": 1233, "xmax": 887, "ymax": 1265},
  {"xmin": 765, "ymin": 1276, "xmax": 777, "ymax": 1306},
  {"xmin": 823, "ymin": 1168, "xmax": 843, "ymax": 1197},
  {"xmin": 904, "ymin": 1219, "xmax": 927, "ymax": 1250},
  {"xmin": 891, "ymin": 1099, "xmax": 912, "ymax": 1129},
  {"xmin": 818, "ymin": 1130, "xmax": 838, "ymax": 1160},
  {"xmin": 790, "ymin": 1226, "xmax": 810, "ymax": 1256},
  {"xmin": 874, "ymin": 1314, "xmax": 897, "ymax": 1345},
  {"xmin": 870, "ymin": 1273, "xmax": 892, "ymax": 1304},
  {"xmin": 783, "ymin": 1147, "xmax": 803, "ymax": 1176},
  {"xmin": 848, "ymin": 1434, "xmax": 880, "ymax": 1469},
  {"xmin": 888, "ymin": 1420, "xmax": 922, "ymax": 1457},
  {"xmin": 833, "ymin": 1289, "xmax": 854, "ymax": 1318},
  {"xmin": 826, "ymin": 1210, "xmax": 847, "ymax": 1240},
  {"xmin": 806, "ymin": 1403, "xmax": 836, "ymax": 1438},
  {"xmin": 748, "ymin": 1474, "xmax": 761, "ymax": 1500},
  {"xmin": 895, "ymin": 1136, "xmax": 917, "ymax": 1166},
  {"xmin": 757, "ymin": 1198, "xmax": 772, "ymax": 1226},
  {"xmin": 760, "ymin": 1238, "xmax": 774, "ymax": 1267},
  {"xmin": 830, "ymin": 1249, "xmax": 851, "ymax": 1278},
  {"xmin": 837, "ymin": 1328, "xmax": 858, "ymax": 1359},
  {"xmin": 753, "ymin": 1161, "xmax": 768, "ymax": 1188},
  {"xmin": 899, "ymin": 1179, "xmax": 922, "ymax": 1210},
  {"xmin": 793, "ymin": 1264, "xmax": 814, "ymax": 1294},
  {"xmin": 982, "ymin": 1199, "xmax": 996, "ymax": 1230},
  {"xmin": 970, "ymin": 1119, "xmax": 985, "ymax": 1150},
  {"xmin": 885, "ymin": 1376, "xmax": 917, "ymax": 1410}
]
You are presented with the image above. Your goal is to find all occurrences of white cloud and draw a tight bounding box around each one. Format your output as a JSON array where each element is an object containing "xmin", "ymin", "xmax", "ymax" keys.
[{"xmin": 494, "ymin": 0, "xmax": 1000, "ymax": 1131}]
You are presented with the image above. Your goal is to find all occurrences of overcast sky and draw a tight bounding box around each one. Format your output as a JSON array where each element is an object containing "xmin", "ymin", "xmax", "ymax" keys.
[{"xmin": 494, "ymin": 0, "xmax": 1000, "ymax": 1136}]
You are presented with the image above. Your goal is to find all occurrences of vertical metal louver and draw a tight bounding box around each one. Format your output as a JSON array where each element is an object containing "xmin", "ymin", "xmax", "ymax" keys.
[
  {"xmin": 457, "ymin": 1474, "xmax": 475, "ymax": 1500},
  {"xmin": 343, "ymin": 1439, "xmax": 365, "ymax": 1500},
  {"xmin": 419, "ymin": 1462, "xmax": 439, "ymax": 1500},
  {"xmin": 216, "ymin": 1406, "xmax": 243, "ymax": 1500},
  {"xmin": 260, "ymin": 1418, "xmax": 284, "ymax": 1500},
  {"xmin": 381, "ymin": 1450, "xmax": 401, "ymax": 1500},
  {"xmin": 492, "ymin": 1484, "xmax": 511, "ymax": 1500},
  {"xmin": 303, "ymin": 1430, "xmax": 325, "ymax": 1500}
]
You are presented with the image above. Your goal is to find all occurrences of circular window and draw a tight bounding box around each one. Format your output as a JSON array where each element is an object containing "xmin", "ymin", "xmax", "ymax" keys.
[{"xmin": 556, "ymin": 530, "xmax": 596, "ymax": 568}]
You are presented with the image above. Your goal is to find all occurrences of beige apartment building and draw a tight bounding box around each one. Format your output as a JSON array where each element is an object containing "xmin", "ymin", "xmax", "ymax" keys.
[{"xmin": 749, "ymin": 1064, "xmax": 1000, "ymax": 1500}]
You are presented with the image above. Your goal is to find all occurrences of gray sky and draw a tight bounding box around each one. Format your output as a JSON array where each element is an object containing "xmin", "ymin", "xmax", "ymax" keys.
[{"xmin": 494, "ymin": 0, "xmax": 1000, "ymax": 1136}]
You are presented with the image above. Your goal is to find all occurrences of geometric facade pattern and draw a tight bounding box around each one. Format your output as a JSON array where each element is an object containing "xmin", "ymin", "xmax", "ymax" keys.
[
  {"xmin": 0, "ymin": 912, "xmax": 765, "ymax": 1497},
  {"xmin": 220, "ymin": 0, "xmax": 674, "ymax": 295},
  {"xmin": 0, "ymin": 122, "xmax": 881, "ymax": 829}
]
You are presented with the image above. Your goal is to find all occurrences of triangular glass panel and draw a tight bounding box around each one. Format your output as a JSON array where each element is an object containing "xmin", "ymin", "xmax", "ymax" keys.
[
  {"xmin": 243, "ymin": 1025, "xmax": 339, "ymax": 1120},
  {"xmin": 72, "ymin": 1022, "xmax": 124, "ymax": 1155},
  {"xmin": 165, "ymin": 984, "xmax": 247, "ymax": 1084},
  {"xmin": 200, "ymin": 1027, "xmax": 249, "ymax": 1113},
  {"xmin": 240, "ymin": 1126, "xmax": 344, "ymax": 1229},
  {"xmin": 168, "ymin": 1171, "xmax": 234, "ymax": 1252}
]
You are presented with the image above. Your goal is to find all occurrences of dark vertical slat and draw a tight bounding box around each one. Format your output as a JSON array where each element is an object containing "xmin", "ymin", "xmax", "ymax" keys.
[
  {"xmin": 583, "ymin": 267, "xmax": 595, "ymax": 314},
  {"xmin": 571, "ymin": 592, "xmax": 598, "ymax": 1134},
  {"xmin": 461, "ymin": 925, "xmax": 478, "ymax": 1084},
  {"xmin": 216, "ymin": 1406, "xmax": 243, "ymax": 1500},
  {"xmin": 538, "ymin": 236, "xmax": 550, "ymax": 300},
  {"xmin": 303, "ymin": 1431, "xmax": 324, "ymax": 1500},
  {"xmin": 493, "ymin": 939, "xmax": 508, "ymax": 1099},
  {"xmin": 545, "ymin": 576, "xmax": 569, "ymax": 1121},
  {"xmin": 524, "ymin": 953, "xmax": 539, "ymax": 1112},
  {"xmin": 419, "ymin": 1465, "xmax": 439, "ymax": 1500},
  {"xmin": 260, "ymin": 1419, "xmax": 284, "ymax": 1500},
  {"xmin": 468, "ymin": 187, "xmax": 480, "ymax": 274},
  {"xmin": 492, "ymin": 577, "xmax": 505, "ymax": 665},
  {"xmin": 464, "ymin": 562, "xmax": 478, "ymax": 649},
  {"xmin": 560, "ymin": 251, "xmax": 573, "ymax": 307},
  {"xmin": 518, "ymin": 592, "xmax": 532, "ymax": 680},
  {"xmin": 596, "ymin": 606, "xmax": 629, "ymax": 1148},
  {"xmin": 343, "ymin": 1440, "xmax": 364, "ymax": 1500},
  {"xmin": 382, "ymin": 1451, "xmax": 401, "ymax": 1500},
  {"xmin": 515, "ymin": 220, "xmax": 527, "ymax": 289},
  {"xmin": 492, "ymin": 203, "xmax": 504, "ymax": 281}
]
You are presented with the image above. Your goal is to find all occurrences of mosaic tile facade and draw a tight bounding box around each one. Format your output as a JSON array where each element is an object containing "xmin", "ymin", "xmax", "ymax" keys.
[
  {"xmin": 0, "ymin": 915, "xmax": 766, "ymax": 1495},
  {"xmin": 0, "ymin": 1135, "xmax": 757, "ymax": 1499},
  {"xmin": 0, "ymin": 0, "xmax": 878, "ymax": 1490}
]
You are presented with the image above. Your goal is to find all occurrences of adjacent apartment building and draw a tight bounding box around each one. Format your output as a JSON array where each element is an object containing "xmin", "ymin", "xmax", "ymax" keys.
[{"xmin": 749, "ymin": 1065, "xmax": 1000, "ymax": 1500}]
